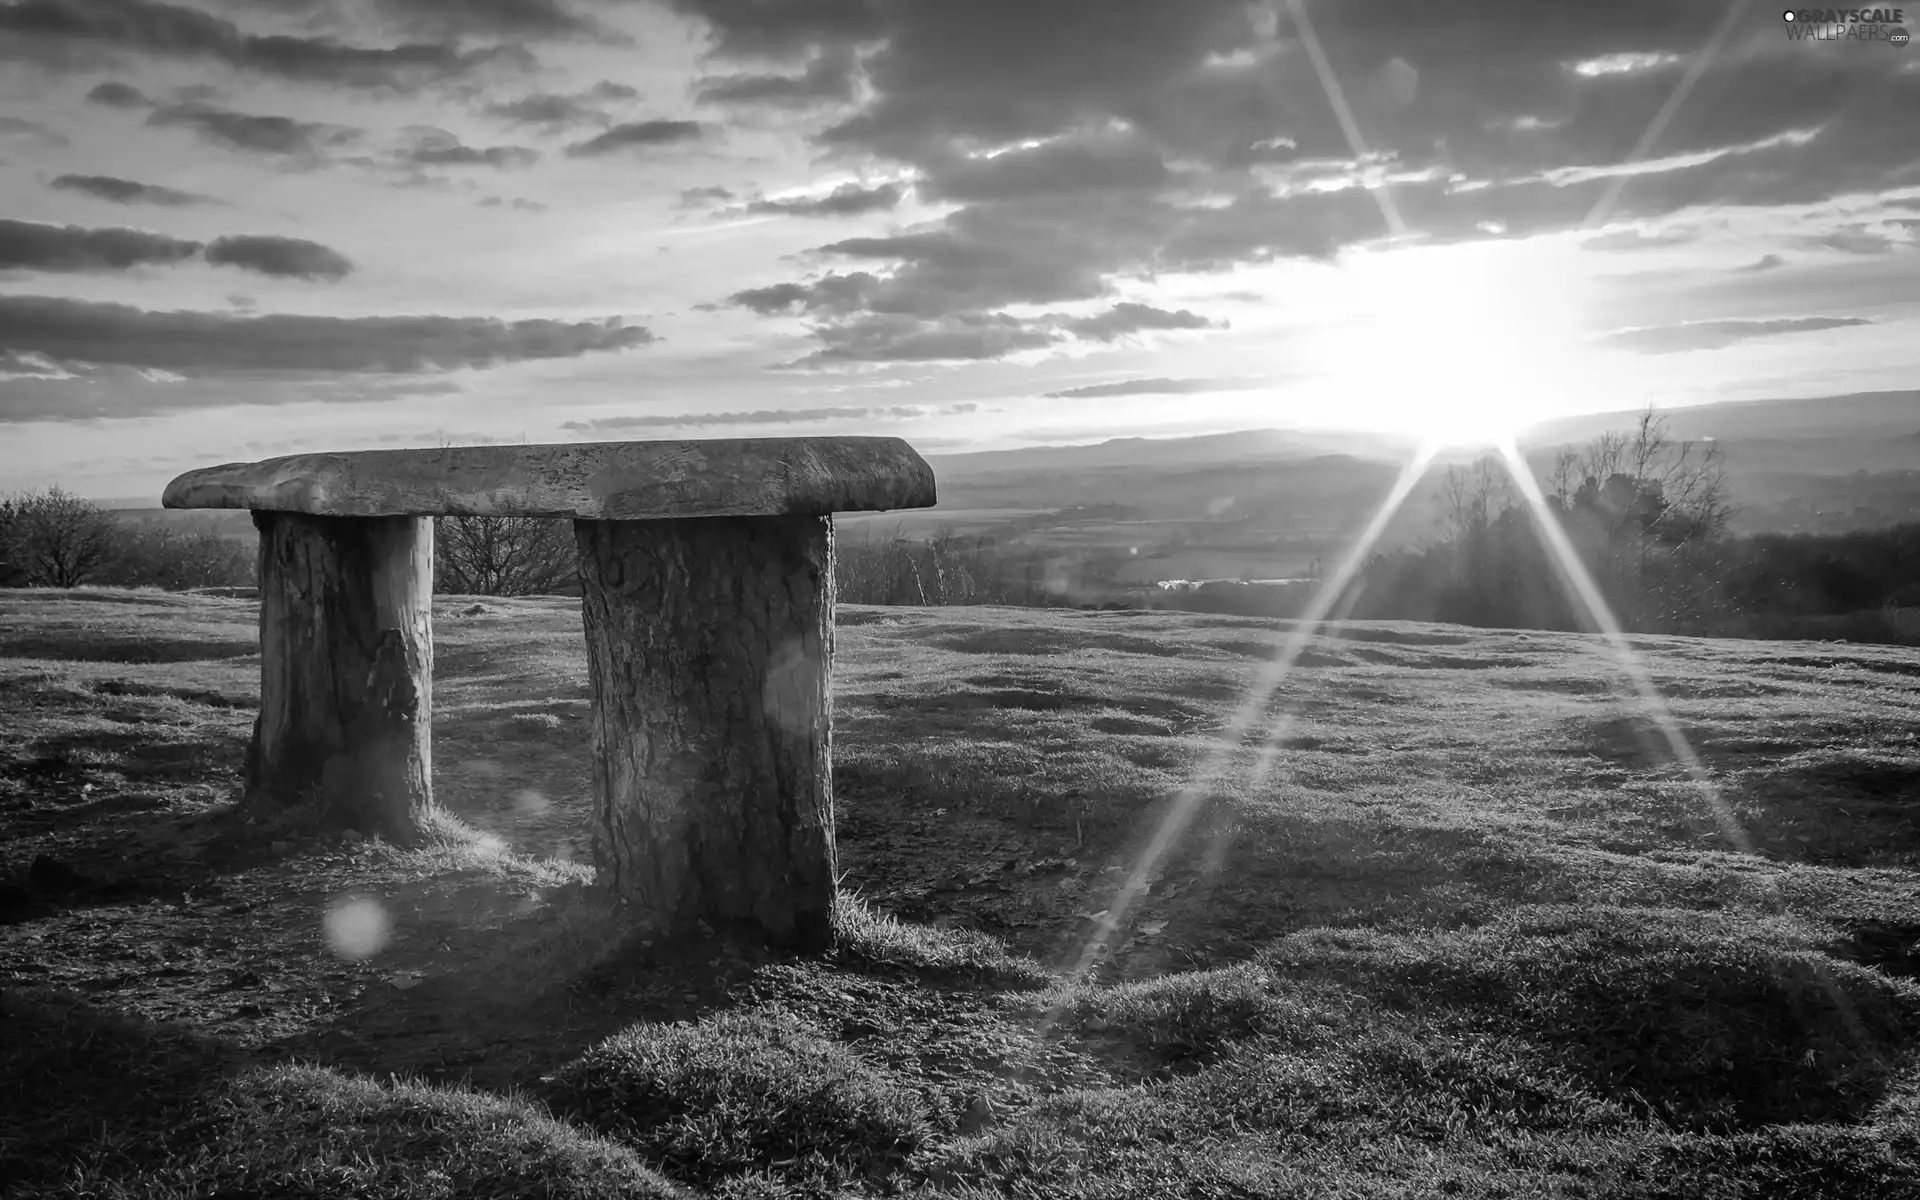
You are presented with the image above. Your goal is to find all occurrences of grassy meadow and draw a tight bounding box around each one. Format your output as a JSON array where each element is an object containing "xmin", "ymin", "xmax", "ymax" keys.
[{"xmin": 3, "ymin": 588, "xmax": 1920, "ymax": 1197}]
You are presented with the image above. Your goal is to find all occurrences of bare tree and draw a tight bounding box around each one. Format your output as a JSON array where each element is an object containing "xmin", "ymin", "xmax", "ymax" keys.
[
  {"xmin": 433, "ymin": 515, "xmax": 579, "ymax": 596},
  {"xmin": 1437, "ymin": 456, "xmax": 1514, "ymax": 541},
  {"xmin": 4, "ymin": 486, "xmax": 123, "ymax": 587},
  {"xmin": 1553, "ymin": 407, "xmax": 1733, "ymax": 550}
]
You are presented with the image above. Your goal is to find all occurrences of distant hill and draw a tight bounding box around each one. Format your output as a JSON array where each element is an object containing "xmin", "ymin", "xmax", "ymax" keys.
[
  {"xmin": 1521, "ymin": 390, "xmax": 1920, "ymax": 450},
  {"xmin": 926, "ymin": 428, "xmax": 1411, "ymax": 477}
]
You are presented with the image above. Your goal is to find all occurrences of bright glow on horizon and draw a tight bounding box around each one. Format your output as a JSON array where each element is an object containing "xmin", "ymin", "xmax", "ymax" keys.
[{"xmin": 1306, "ymin": 240, "xmax": 1598, "ymax": 449}]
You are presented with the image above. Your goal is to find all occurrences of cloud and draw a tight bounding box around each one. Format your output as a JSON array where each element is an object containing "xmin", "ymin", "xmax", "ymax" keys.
[
  {"xmin": 677, "ymin": 184, "xmax": 736, "ymax": 207},
  {"xmin": 0, "ymin": 0, "xmax": 535, "ymax": 90},
  {"xmin": 1598, "ymin": 316, "xmax": 1874, "ymax": 355},
  {"xmin": 1061, "ymin": 302, "xmax": 1215, "ymax": 341},
  {"xmin": 146, "ymin": 102, "xmax": 361, "ymax": 165},
  {"xmin": 1735, "ymin": 254, "xmax": 1787, "ymax": 273},
  {"xmin": 0, "ymin": 218, "xmax": 202, "ymax": 272},
  {"xmin": 563, "ymin": 119, "xmax": 707, "ymax": 157},
  {"xmin": 1580, "ymin": 226, "xmax": 1697, "ymax": 251},
  {"xmin": 399, "ymin": 126, "xmax": 539, "ymax": 168},
  {"xmin": 800, "ymin": 312, "xmax": 1063, "ymax": 363},
  {"xmin": 0, "ymin": 115, "xmax": 69, "ymax": 147},
  {"xmin": 560, "ymin": 401, "xmax": 977, "ymax": 433},
  {"xmin": 730, "ymin": 272, "xmax": 883, "ymax": 315},
  {"xmin": 746, "ymin": 181, "xmax": 904, "ymax": 217},
  {"xmin": 0, "ymin": 365, "xmax": 476, "ymax": 423},
  {"xmin": 204, "ymin": 234, "xmax": 354, "ymax": 280},
  {"xmin": 369, "ymin": 0, "xmax": 603, "ymax": 39},
  {"xmin": 477, "ymin": 195, "xmax": 546, "ymax": 211},
  {"xmin": 917, "ymin": 133, "xmax": 1173, "ymax": 204},
  {"xmin": 85, "ymin": 80, "xmax": 150, "ymax": 107},
  {"xmin": 696, "ymin": 46, "xmax": 860, "ymax": 107},
  {"xmin": 1042, "ymin": 376, "xmax": 1235, "ymax": 399},
  {"xmin": 670, "ymin": 0, "xmax": 1920, "ymax": 363},
  {"xmin": 1567, "ymin": 51, "xmax": 1683, "ymax": 78},
  {"xmin": 1804, "ymin": 225, "xmax": 1898, "ymax": 255},
  {"xmin": 483, "ymin": 81, "xmax": 634, "ymax": 129},
  {"xmin": 49, "ymin": 173, "xmax": 219, "ymax": 207},
  {"xmin": 664, "ymin": 0, "xmax": 885, "ymax": 60},
  {"xmin": 0, "ymin": 295, "xmax": 655, "ymax": 382},
  {"xmin": 792, "ymin": 302, "xmax": 1217, "ymax": 364}
]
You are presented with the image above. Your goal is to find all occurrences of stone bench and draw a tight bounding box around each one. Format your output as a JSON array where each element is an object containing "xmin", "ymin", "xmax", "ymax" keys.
[{"xmin": 163, "ymin": 437, "xmax": 937, "ymax": 949}]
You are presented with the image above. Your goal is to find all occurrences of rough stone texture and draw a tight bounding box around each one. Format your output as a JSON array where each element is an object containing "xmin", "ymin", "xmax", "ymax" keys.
[
  {"xmin": 247, "ymin": 512, "xmax": 435, "ymax": 841},
  {"xmin": 575, "ymin": 514, "xmax": 837, "ymax": 950},
  {"xmin": 162, "ymin": 437, "xmax": 936, "ymax": 519}
]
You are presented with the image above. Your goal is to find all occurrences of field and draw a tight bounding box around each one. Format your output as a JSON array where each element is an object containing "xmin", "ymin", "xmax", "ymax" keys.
[{"xmin": 4, "ymin": 589, "xmax": 1920, "ymax": 1198}]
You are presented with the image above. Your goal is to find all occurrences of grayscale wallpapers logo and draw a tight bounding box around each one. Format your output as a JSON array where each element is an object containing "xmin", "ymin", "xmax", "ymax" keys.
[{"xmin": 1782, "ymin": 8, "xmax": 1910, "ymax": 43}]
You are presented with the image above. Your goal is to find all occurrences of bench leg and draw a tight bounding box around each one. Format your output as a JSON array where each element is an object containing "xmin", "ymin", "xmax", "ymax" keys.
[
  {"xmin": 575, "ymin": 514, "xmax": 836, "ymax": 950},
  {"xmin": 247, "ymin": 512, "xmax": 435, "ymax": 842}
]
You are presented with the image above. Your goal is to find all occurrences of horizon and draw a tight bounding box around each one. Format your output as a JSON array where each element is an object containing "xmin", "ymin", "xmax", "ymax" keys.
[{"xmin": 3, "ymin": 0, "xmax": 1918, "ymax": 499}]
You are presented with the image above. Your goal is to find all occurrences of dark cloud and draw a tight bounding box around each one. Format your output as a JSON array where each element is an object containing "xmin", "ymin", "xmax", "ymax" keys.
[
  {"xmin": 1735, "ymin": 254, "xmax": 1787, "ymax": 273},
  {"xmin": 0, "ymin": 0, "xmax": 535, "ymax": 90},
  {"xmin": 400, "ymin": 126, "xmax": 539, "ymax": 168},
  {"xmin": 85, "ymin": 79, "xmax": 149, "ymax": 107},
  {"xmin": 563, "ymin": 119, "xmax": 707, "ymax": 157},
  {"xmin": 561, "ymin": 401, "xmax": 977, "ymax": 433},
  {"xmin": 746, "ymin": 181, "xmax": 904, "ymax": 217},
  {"xmin": 671, "ymin": 0, "xmax": 1920, "ymax": 361},
  {"xmin": 1041, "ymin": 376, "xmax": 1233, "ymax": 400},
  {"xmin": 477, "ymin": 194, "xmax": 546, "ymax": 211},
  {"xmin": 49, "ymin": 173, "xmax": 219, "ymax": 207},
  {"xmin": 146, "ymin": 102, "xmax": 361, "ymax": 165},
  {"xmin": 1599, "ymin": 316, "xmax": 1874, "ymax": 355},
  {"xmin": 0, "ymin": 218, "xmax": 355, "ymax": 281},
  {"xmin": 0, "ymin": 218, "xmax": 202, "ymax": 272},
  {"xmin": 730, "ymin": 271, "xmax": 882, "ymax": 315},
  {"xmin": 204, "ymin": 234, "xmax": 353, "ymax": 280},
  {"xmin": 1061, "ymin": 301, "xmax": 1215, "ymax": 341},
  {"xmin": 484, "ymin": 80, "xmax": 637, "ymax": 129},
  {"xmin": 0, "ymin": 295, "xmax": 655, "ymax": 380},
  {"xmin": 696, "ymin": 45, "xmax": 858, "ymax": 107}
]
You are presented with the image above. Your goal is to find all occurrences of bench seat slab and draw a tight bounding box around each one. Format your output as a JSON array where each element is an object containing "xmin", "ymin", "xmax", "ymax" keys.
[{"xmin": 163, "ymin": 437, "xmax": 935, "ymax": 520}]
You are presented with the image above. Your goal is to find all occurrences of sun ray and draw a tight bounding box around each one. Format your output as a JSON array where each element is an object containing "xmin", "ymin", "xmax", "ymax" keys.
[
  {"xmin": 1491, "ymin": 436, "xmax": 1873, "ymax": 1046},
  {"xmin": 1584, "ymin": 0, "xmax": 1754, "ymax": 229},
  {"xmin": 1492, "ymin": 438, "xmax": 1753, "ymax": 850},
  {"xmin": 1283, "ymin": 0, "xmax": 1408, "ymax": 240},
  {"xmin": 1051, "ymin": 441, "xmax": 1439, "ymax": 999}
]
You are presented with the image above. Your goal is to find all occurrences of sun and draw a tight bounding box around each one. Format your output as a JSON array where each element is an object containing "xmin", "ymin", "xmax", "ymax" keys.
[{"xmin": 1308, "ymin": 238, "xmax": 1590, "ymax": 450}]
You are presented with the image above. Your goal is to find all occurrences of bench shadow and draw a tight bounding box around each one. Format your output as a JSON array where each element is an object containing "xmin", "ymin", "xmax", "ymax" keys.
[
  {"xmin": 272, "ymin": 912, "xmax": 775, "ymax": 1096},
  {"xmin": 0, "ymin": 635, "xmax": 259, "ymax": 664},
  {"xmin": 0, "ymin": 985, "xmax": 251, "ymax": 1192}
]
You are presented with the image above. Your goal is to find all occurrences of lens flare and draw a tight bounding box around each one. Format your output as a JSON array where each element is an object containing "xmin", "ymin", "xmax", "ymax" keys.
[{"xmin": 324, "ymin": 895, "xmax": 392, "ymax": 962}]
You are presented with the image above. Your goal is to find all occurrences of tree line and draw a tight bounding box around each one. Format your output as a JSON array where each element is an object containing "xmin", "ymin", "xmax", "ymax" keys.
[{"xmin": 6, "ymin": 410, "xmax": 1915, "ymax": 646}]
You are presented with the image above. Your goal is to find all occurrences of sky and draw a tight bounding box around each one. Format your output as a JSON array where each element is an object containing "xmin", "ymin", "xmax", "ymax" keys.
[{"xmin": 0, "ymin": 0, "xmax": 1916, "ymax": 500}]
